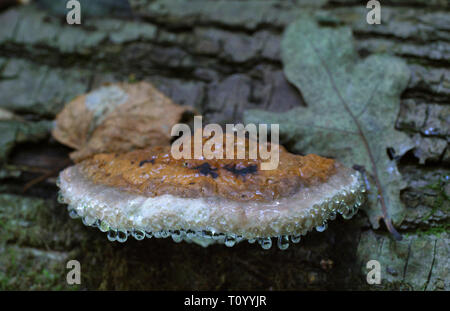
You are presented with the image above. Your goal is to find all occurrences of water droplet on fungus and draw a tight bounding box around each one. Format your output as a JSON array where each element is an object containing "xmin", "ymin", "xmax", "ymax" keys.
[
  {"xmin": 291, "ymin": 235, "xmax": 301, "ymax": 244},
  {"xmin": 225, "ymin": 235, "xmax": 236, "ymax": 247},
  {"xmin": 107, "ymin": 229, "xmax": 118, "ymax": 242},
  {"xmin": 117, "ymin": 229, "xmax": 128, "ymax": 243},
  {"xmin": 315, "ymin": 223, "xmax": 328, "ymax": 232},
  {"xmin": 68, "ymin": 209, "xmax": 79, "ymax": 219},
  {"xmin": 132, "ymin": 229, "xmax": 145, "ymax": 240},
  {"xmin": 277, "ymin": 235, "xmax": 290, "ymax": 250},
  {"xmin": 259, "ymin": 237, "xmax": 272, "ymax": 250}
]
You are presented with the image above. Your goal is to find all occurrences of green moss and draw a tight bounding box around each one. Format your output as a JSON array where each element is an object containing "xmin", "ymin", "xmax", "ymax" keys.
[
  {"xmin": 421, "ymin": 174, "xmax": 449, "ymax": 221},
  {"xmin": 403, "ymin": 222, "xmax": 450, "ymax": 238},
  {"xmin": 0, "ymin": 246, "xmax": 75, "ymax": 290},
  {"xmin": 414, "ymin": 224, "xmax": 450, "ymax": 238}
]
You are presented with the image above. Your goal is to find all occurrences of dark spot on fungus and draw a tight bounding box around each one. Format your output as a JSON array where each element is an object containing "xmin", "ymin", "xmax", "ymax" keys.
[
  {"xmin": 193, "ymin": 163, "xmax": 218, "ymax": 179},
  {"xmin": 139, "ymin": 159, "xmax": 155, "ymax": 167},
  {"xmin": 224, "ymin": 164, "xmax": 257, "ymax": 178}
]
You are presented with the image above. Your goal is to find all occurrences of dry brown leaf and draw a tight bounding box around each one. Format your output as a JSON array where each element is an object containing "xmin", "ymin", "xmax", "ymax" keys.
[{"xmin": 52, "ymin": 82, "xmax": 190, "ymax": 162}]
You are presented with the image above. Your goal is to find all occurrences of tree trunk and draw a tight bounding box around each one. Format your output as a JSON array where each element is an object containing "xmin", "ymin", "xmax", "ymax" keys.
[{"xmin": 0, "ymin": 0, "xmax": 448, "ymax": 290}]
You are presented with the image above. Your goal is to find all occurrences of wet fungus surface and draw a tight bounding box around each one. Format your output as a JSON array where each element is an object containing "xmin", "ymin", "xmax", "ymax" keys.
[{"xmin": 57, "ymin": 135, "xmax": 366, "ymax": 250}]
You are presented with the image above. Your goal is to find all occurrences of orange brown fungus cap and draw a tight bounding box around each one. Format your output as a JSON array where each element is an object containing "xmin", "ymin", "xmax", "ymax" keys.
[
  {"xmin": 80, "ymin": 144, "xmax": 336, "ymax": 202},
  {"xmin": 57, "ymin": 134, "xmax": 366, "ymax": 250}
]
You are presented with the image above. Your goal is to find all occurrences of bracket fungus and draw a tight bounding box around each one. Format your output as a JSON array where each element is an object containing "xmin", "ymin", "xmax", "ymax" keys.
[{"xmin": 57, "ymin": 134, "xmax": 366, "ymax": 250}]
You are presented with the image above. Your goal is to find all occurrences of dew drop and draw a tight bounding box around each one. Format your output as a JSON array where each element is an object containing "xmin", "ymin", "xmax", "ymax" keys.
[
  {"xmin": 316, "ymin": 223, "xmax": 328, "ymax": 232},
  {"xmin": 224, "ymin": 236, "xmax": 236, "ymax": 247},
  {"xmin": 68, "ymin": 209, "xmax": 79, "ymax": 219},
  {"xmin": 248, "ymin": 239, "xmax": 256, "ymax": 244},
  {"xmin": 171, "ymin": 229, "xmax": 182, "ymax": 239},
  {"xmin": 160, "ymin": 230, "xmax": 170, "ymax": 238},
  {"xmin": 333, "ymin": 195, "xmax": 343, "ymax": 204},
  {"xmin": 355, "ymin": 194, "xmax": 364, "ymax": 206},
  {"xmin": 92, "ymin": 219, "xmax": 100, "ymax": 228},
  {"xmin": 172, "ymin": 229, "xmax": 181, "ymax": 237},
  {"xmin": 259, "ymin": 237, "xmax": 272, "ymax": 250},
  {"xmin": 132, "ymin": 229, "xmax": 145, "ymax": 240},
  {"xmin": 107, "ymin": 229, "xmax": 118, "ymax": 242},
  {"xmin": 99, "ymin": 220, "xmax": 110, "ymax": 232},
  {"xmin": 291, "ymin": 235, "xmax": 301, "ymax": 243},
  {"xmin": 145, "ymin": 231, "xmax": 153, "ymax": 238},
  {"xmin": 342, "ymin": 207, "xmax": 357, "ymax": 220},
  {"xmin": 82, "ymin": 215, "xmax": 96, "ymax": 226},
  {"xmin": 327, "ymin": 201, "xmax": 335, "ymax": 210},
  {"xmin": 202, "ymin": 230, "xmax": 213, "ymax": 239},
  {"xmin": 319, "ymin": 203, "xmax": 328, "ymax": 217},
  {"xmin": 186, "ymin": 229, "xmax": 195, "ymax": 239},
  {"xmin": 117, "ymin": 229, "xmax": 128, "ymax": 243},
  {"xmin": 277, "ymin": 235, "xmax": 290, "ymax": 250},
  {"xmin": 57, "ymin": 192, "xmax": 65, "ymax": 204},
  {"xmin": 328, "ymin": 211, "xmax": 337, "ymax": 221},
  {"xmin": 338, "ymin": 203, "xmax": 349, "ymax": 215},
  {"xmin": 172, "ymin": 232, "xmax": 183, "ymax": 243}
]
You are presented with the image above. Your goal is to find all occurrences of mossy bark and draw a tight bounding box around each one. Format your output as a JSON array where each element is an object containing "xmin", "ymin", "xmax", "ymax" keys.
[{"xmin": 0, "ymin": 0, "xmax": 448, "ymax": 290}]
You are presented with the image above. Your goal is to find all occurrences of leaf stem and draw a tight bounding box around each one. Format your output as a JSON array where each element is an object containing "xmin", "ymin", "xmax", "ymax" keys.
[{"xmin": 310, "ymin": 43, "xmax": 402, "ymax": 241}]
